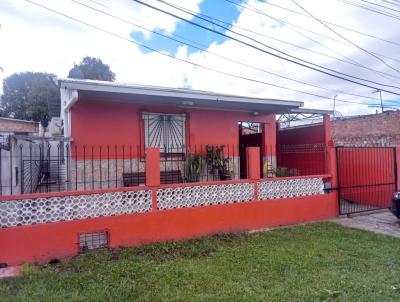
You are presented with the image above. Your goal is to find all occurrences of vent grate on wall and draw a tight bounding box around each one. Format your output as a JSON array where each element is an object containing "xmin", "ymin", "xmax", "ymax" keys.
[{"xmin": 79, "ymin": 231, "xmax": 108, "ymax": 253}]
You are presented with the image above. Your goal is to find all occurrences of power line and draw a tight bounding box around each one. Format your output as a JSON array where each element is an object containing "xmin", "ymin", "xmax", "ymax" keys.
[
  {"xmin": 72, "ymin": 0, "xmax": 382, "ymax": 101},
  {"xmin": 135, "ymin": 0, "xmax": 400, "ymax": 93},
  {"xmin": 223, "ymin": 0, "xmax": 400, "ymax": 85},
  {"xmin": 223, "ymin": 0, "xmax": 400, "ymax": 84},
  {"xmin": 378, "ymin": 0, "xmax": 400, "ymax": 8},
  {"xmin": 224, "ymin": 0, "xmax": 400, "ymax": 79},
  {"xmin": 154, "ymin": 0, "xmax": 400, "ymax": 76},
  {"xmin": 166, "ymin": 0, "xmax": 399, "ymax": 85},
  {"xmin": 290, "ymin": 0, "xmax": 400, "ymax": 74},
  {"xmin": 161, "ymin": 0, "xmax": 364, "ymax": 76},
  {"xmin": 225, "ymin": 0, "xmax": 400, "ymax": 66},
  {"xmin": 23, "ymin": 0, "xmax": 383, "ymax": 106},
  {"xmin": 338, "ymin": 0, "xmax": 400, "ymax": 20},
  {"xmin": 257, "ymin": 0, "xmax": 400, "ymax": 48},
  {"xmin": 359, "ymin": 0, "xmax": 400, "ymax": 14}
]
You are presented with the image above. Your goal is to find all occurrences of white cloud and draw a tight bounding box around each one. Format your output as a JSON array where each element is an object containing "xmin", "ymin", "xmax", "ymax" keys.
[{"xmin": 1, "ymin": 0, "xmax": 400, "ymax": 116}]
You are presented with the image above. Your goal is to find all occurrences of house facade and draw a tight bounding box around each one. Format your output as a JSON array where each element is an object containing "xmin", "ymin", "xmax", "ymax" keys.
[
  {"xmin": 0, "ymin": 79, "xmax": 339, "ymax": 266},
  {"xmin": 58, "ymin": 78, "xmax": 330, "ymax": 190}
]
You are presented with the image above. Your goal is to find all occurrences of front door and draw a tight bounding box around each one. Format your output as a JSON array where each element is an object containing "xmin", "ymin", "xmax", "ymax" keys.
[{"xmin": 238, "ymin": 122, "xmax": 263, "ymax": 179}]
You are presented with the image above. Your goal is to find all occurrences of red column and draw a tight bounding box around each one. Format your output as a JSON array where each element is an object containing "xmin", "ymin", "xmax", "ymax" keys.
[
  {"xmin": 145, "ymin": 148, "xmax": 160, "ymax": 187},
  {"xmin": 326, "ymin": 144, "xmax": 338, "ymax": 187},
  {"xmin": 323, "ymin": 113, "xmax": 331, "ymax": 146},
  {"xmin": 323, "ymin": 114, "xmax": 337, "ymax": 186},
  {"xmin": 247, "ymin": 147, "xmax": 261, "ymax": 180},
  {"xmin": 146, "ymin": 148, "xmax": 160, "ymax": 211}
]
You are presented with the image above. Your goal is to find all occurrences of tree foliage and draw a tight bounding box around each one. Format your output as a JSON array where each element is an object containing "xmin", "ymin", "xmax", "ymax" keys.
[
  {"xmin": 68, "ymin": 56, "xmax": 115, "ymax": 81},
  {"xmin": 0, "ymin": 72, "xmax": 59, "ymax": 127}
]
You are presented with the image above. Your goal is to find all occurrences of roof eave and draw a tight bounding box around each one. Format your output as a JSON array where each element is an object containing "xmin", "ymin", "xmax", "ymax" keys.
[{"xmin": 58, "ymin": 78, "xmax": 304, "ymax": 109}]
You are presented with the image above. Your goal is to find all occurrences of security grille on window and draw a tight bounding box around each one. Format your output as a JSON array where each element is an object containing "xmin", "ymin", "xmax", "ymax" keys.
[{"xmin": 143, "ymin": 112, "xmax": 186, "ymax": 153}]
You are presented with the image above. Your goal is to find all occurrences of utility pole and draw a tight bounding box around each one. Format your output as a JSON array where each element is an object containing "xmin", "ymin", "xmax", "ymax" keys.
[
  {"xmin": 373, "ymin": 89, "xmax": 384, "ymax": 113},
  {"xmin": 333, "ymin": 95, "xmax": 337, "ymax": 118}
]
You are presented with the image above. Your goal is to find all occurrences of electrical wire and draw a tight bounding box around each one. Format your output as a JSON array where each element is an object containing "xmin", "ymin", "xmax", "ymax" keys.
[
  {"xmin": 290, "ymin": 0, "xmax": 400, "ymax": 73},
  {"xmin": 338, "ymin": 0, "xmax": 400, "ymax": 20},
  {"xmin": 222, "ymin": 0, "xmax": 400, "ymax": 83},
  {"xmin": 72, "ymin": 0, "xmax": 383, "ymax": 101},
  {"xmin": 257, "ymin": 0, "xmax": 400, "ymax": 48},
  {"xmin": 24, "ymin": 0, "xmax": 386, "ymax": 106},
  {"xmin": 154, "ymin": 0, "xmax": 400, "ymax": 71},
  {"xmin": 378, "ymin": 0, "xmax": 400, "ymax": 8},
  {"xmin": 358, "ymin": 0, "xmax": 400, "ymax": 14},
  {"xmin": 224, "ymin": 0, "xmax": 400, "ymax": 66},
  {"xmin": 133, "ymin": 0, "xmax": 400, "ymax": 93},
  {"xmin": 161, "ymin": 0, "xmax": 400, "ymax": 84}
]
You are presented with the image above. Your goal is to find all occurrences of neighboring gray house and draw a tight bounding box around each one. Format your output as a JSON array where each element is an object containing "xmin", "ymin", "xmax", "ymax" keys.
[{"xmin": 0, "ymin": 118, "xmax": 41, "ymax": 195}]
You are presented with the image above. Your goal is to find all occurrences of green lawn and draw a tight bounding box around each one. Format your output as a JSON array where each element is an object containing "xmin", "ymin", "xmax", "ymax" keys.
[{"xmin": 1, "ymin": 222, "xmax": 400, "ymax": 301}]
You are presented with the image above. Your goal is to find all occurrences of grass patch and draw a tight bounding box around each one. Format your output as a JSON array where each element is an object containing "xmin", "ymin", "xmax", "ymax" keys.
[{"xmin": 1, "ymin": 222, "xmax": 400, "ymax": 301}]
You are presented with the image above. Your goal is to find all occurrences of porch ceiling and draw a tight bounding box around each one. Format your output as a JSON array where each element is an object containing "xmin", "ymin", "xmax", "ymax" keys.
[{"xmin": 59, "ymin": 78, "xmax": 304, "ymax": 113}]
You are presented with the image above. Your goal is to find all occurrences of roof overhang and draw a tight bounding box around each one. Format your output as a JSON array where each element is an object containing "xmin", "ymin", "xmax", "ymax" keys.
[{"xmin": 59, "ymin": 78, "xmax": 304, "ymax": 113}]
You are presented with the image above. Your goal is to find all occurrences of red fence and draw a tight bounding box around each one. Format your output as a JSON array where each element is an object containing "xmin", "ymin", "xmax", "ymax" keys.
[
  {"xmin": 336, "ymin": 147, "xmax": 397, "ymax": 214},
  {"xmin": 277, "ymin": 143, "xmax": 326, "ymax": 176},
  {"xmin": 1, "ymin": 141, "xmax": 327, "ymax": 196},
  {"xmin": 276, "ymin": 124, "xmax": 328, "ymax": 176},
  {"xmin": 0, "ymin": 147, "xmax": 337, "ymax": 266}
]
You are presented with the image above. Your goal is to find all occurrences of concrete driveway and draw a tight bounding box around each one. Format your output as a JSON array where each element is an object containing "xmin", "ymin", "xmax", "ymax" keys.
[{"xmin": 334, "ymin": 210, "xmax": 400, "ymax": 238}]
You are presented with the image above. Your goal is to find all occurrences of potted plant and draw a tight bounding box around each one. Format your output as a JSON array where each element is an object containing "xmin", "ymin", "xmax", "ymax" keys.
[
  {"xmin": 205, "ymin": 145, "xmax": 232, "ymax": 180},
  {"xmin": 185, "ymin": 153, "xmax": 202, "ymax": 182}
]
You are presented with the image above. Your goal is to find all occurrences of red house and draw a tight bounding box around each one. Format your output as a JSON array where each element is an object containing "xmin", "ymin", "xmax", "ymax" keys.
[
  {"xmin": 59, "ymin": 78, "xmax": 330, "ymax": 190},
  {"xmin": 0, "ymin": 78, "xmax": 337, "ymax": 266}
]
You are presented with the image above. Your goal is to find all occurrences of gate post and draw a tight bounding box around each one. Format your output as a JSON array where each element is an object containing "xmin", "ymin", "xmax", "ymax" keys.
[
  {"xmin": 327, "ymin": 142, "xmax": 338, "ymax": 188},
  {"xmin": 323, "ymin": 114, "xmax": 337, "ymax": 188}
]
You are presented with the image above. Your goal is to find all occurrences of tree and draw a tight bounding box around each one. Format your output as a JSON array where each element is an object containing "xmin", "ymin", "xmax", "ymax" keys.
[
  {"xmin": 0, "ymin": 72, "xmax": 59, "ymax": 127},
  {"xmin": 68, "ymin": 56, "xmax": 115, "ymax": 81}
]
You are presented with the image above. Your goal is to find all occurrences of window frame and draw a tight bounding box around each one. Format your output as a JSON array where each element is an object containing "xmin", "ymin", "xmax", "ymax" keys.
[{"xmin": 142, "ymin": 112, "xmax": 187, "ymax": 156}]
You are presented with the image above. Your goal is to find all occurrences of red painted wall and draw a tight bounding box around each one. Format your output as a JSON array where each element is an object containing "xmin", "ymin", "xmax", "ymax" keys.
[
  {"xmin": 0, "ymin": 191, "xmax": 337, "ymax": 266},
  {"xmin": 337, "ymin": 147, "xmax": 395, "ymax": 207},
  {"xmin": 70, "ymin": 96, "xmax": 276, "ymax": 158},
  {"xmin": 277, "ymin": 124, "xmax": 325, "ymax": 145},
  {"xmin": 277, "ymin": 124, "xmax": 326, "ymax": 175}
]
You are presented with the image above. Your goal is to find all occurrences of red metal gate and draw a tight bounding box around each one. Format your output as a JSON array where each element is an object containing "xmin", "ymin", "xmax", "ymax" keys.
[{"xmin": 336, "ymin": 147, "xmax": 397, "ymax": 215}]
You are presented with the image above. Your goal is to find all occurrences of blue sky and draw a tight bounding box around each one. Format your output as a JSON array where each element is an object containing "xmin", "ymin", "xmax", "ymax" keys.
[{"xmin": 131, "ymin": 0, "xmax": 243, "ymax": 55}]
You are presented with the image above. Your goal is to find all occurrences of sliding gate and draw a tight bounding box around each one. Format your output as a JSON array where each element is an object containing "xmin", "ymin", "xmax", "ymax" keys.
[{"xmin": 336, "ymin": 146, "xmax": 397, "ymax": 215}]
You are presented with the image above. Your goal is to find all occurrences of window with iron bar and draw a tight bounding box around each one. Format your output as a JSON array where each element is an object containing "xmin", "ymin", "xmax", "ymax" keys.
[{"xmin": 142, "ymin": 112, "xmax": 186, "ymax": 154}]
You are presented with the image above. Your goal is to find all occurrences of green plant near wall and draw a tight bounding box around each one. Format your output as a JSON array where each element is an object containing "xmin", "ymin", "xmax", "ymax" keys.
[
  {"xmin": 205, "ymin": 145, "xmax": 231, "ymax": 180},
  {"xmin": 185, "ymin": 153, "xmax": 202, "ymax": 183}
]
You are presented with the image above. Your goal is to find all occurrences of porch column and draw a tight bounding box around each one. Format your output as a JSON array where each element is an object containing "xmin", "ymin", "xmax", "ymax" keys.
[{"xmin": 247, "ymin": 147, "xmax": 261, "ymax": 180}]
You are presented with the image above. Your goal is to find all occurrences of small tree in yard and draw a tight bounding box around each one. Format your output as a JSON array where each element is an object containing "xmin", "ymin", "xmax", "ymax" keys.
[
  {"xmin": 68, "ymin": 56, "xmax": 115, "ymax": 81},
  {"xmin": 0, "ymin": 72, "xmax": 59, "ymax": 127}
]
